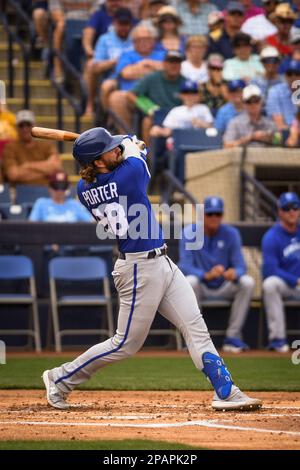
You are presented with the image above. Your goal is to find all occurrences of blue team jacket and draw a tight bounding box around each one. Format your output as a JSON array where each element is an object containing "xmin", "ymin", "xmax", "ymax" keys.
[
  {"xmin": 262, "ymin": 222, "xmax": 300, "ymax": 288},
  {"xmin": 179, "ymin": 223, "xmax": 246, "ymax": 289}
]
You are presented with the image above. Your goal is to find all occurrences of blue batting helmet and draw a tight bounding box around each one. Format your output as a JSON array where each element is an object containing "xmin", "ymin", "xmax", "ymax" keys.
[{"xmin": 73, "ymin": 127, "xmax": 124, "ymax": 165}]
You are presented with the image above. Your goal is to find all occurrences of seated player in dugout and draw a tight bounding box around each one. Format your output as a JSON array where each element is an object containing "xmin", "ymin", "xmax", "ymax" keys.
[
  {"xmin": 42, "ymin": 127, "xmax": 262, "ymax": 412},
  {"xmin": 179, "ymin": 196, "xmax": 255, "ymax": 353}
]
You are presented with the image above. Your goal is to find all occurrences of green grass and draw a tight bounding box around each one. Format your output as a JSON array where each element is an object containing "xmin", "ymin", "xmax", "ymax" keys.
[
  {"xmin": 0, "ymin": 440, "xmax": 199, "ymax": 450},
  {"xmin": 0, "ymin": 356, "xmax": 298, "ymax": 391}
]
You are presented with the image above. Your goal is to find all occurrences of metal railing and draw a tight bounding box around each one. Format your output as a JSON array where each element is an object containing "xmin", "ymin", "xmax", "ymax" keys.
[
  {"xmin": 241, "ymin": 170, "xmax": 278, "ymax": 221},
  {"xmin": 0, "ymin": 0, "xmax": 35, "ymax": 108},
  {"xmin": 161, "ymin": 169, "xmax": 199, "ymax": 207}
]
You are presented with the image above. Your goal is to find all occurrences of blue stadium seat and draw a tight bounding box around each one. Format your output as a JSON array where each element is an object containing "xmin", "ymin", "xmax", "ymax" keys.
[
  {"xmin": 49, "ymin": 256, "xmax": 114, "ymax": 352},
  {"xmin": 15, "ymin": 185, "xmax": 49, "ymax": 204},
  {"xmin": 0, "ymin": 184, "xmax": 10, "ymax": 203},
  {"xmin": 0, "ymin": 255, "xmax": 41, "ymax": 351}
]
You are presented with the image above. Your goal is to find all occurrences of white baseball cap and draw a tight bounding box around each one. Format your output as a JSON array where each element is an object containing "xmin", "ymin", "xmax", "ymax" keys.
[
  {"xmin": 242, "ymin": 84, "xmax": 262, "ymax": 102},
  {"xmin": 260, "ymin": 46, "xmax": 280, "ymax": 60},
  {"xmin": 16, "ymin": 109, "xmax": 35, "ymax": 125}
]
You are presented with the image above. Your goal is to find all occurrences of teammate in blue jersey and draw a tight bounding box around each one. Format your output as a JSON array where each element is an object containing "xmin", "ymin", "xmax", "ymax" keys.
[{"xmin": 42, "ymin": 128, "xmax": 262, "ymax": 411}]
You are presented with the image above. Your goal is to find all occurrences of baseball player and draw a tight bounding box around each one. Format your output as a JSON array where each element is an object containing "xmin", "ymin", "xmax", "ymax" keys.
[{"xmin": 42, "ymin": 127, "xmax": 262, "ymax": 411}]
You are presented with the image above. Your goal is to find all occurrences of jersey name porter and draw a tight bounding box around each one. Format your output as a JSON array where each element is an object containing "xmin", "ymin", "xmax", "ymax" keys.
[{"xmin": 81, "ymin": 182, "xmax": 119, "ymax": 206}]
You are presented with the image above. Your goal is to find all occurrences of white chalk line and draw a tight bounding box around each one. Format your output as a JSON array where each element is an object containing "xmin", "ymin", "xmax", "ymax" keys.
[{"xmin": 0, "ymin": 420, "xmax": 299, "ymax": 437}]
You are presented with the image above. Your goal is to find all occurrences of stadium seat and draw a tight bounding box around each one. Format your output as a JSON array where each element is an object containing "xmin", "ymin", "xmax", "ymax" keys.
[
  {"xmin": 15, "ymin": 185, "xmax": 49, "ymax": 205},
  {"xmin": 49, "ymin": 256, "xmax": 114, "ymax": 352},
  {"xmin": 0, "ymin": 184, "xmax": 10, "ymax": 203},
  {"xmin": 0, "ymin": 255, "xmax": 41, "ymax": 352}
]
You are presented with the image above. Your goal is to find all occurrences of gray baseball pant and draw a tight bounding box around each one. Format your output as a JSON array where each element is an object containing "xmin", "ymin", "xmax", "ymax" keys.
[
  {"xmin": 186, "ymin": 275, "xmax": 255, "ymax": 339},
  {"xmin": 51, "ymin": 253, "xmax": 219, "ymax": 393},
  {"xmin": 263, "ymin": 275, "xmax": 300, "ymax": 340}
]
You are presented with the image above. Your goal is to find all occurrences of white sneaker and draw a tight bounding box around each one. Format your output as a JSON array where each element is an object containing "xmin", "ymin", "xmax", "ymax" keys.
[
  {"xmin": 42, "ymin": 370, "xmax": 69, "ymax": 410},
  {"xmin": 212, "ymin": 385, "xmax": 262, "ymax": 411}
]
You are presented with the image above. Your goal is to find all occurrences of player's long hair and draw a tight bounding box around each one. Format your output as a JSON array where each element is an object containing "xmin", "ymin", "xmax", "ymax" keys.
[{"xmin": 79, "ymin": 162, "xmax": 98, "ymax": 184}]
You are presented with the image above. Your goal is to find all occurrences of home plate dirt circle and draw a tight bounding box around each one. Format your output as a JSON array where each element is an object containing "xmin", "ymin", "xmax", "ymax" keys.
[{"xmin": 0, "ymin": 390, "xmax": 300, "ymax": 449}]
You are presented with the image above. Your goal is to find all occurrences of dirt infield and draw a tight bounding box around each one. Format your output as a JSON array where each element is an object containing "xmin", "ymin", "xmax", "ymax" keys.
[{"xmin": 0, "ymin": 390, "xmax": 299, "ymax": 449}]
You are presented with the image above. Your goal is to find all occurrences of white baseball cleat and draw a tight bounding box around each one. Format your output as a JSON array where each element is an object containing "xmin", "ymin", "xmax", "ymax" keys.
[
  {"xmin": 42, "ymin": 370, "xmax": 69, "ymax": 410},
  {"xmin": 212, "ymin": 385, "xmax": 262, "ymax": 411}
]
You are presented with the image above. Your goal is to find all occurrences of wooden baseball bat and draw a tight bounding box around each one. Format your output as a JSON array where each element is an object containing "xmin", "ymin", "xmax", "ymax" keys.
[{"xmin": 31, "ymin": 126, "xmax": 80, "ymax": 141}]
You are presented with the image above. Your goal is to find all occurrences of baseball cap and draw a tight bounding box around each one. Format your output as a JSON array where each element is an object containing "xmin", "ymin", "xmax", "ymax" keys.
[
  {"xmin": 260, "ymin": 46, "xmax": 280, "ymax": 60},
  {"xmin": 164, "ymin": 50, "xmax": 184, "ymax": 62},
  {"xmin": 180, "ymin": 79, "xmax": 198, "ymax": 93},
  {"xmin": 226, "ymin": 1, "xmax": 245, "ymax": 14},
  {"xmin": 49, "ymin": 171, "xmax": 69, "ymax": 190},
  {"xmin": 208, "ymin": 11, "xmax": 224, "ymax": 26},
  {"xmin": 204, "ymin": 196, "xmax": 224, "ymax": 215},
  {"xmin": 242, "ymin": 84, "xmax": 262, "ymax": 102},
  {"xmin": 207, "ymin": 53, "xmax": 224, "ymax": 69},
  {"xmin": 156, "ymin": 5, "xmax": 182, "ymax": 24},
  {"xmin": 16, "ymin": 109, "xmax": 35, "ymax": 125},
  {"xmin": 227, "ymin": 79, "xmax": 246, "ymax": 92},
  {"xmin": 278, "ymin": 192, "xmax": 300, "ymax": 210},
  {"xmin": 286, "ymin": 59, "xmax": 300, "ymax": 74},
  {"xmin": 114, "ymin": 8, "xmax": 134, "ymax": 23}
]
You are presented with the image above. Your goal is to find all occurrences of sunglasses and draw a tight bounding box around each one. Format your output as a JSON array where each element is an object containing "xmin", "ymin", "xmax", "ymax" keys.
[
  {"xmin": 228, "ymin": 11, "xmax": 243, "ymax": 16},
  {"xmin": 262, "ymin": 58, "xmax": 280, "ymax": 64},
  {"xmin": 18, "ymin": 122, "xmax": 32, "ymax": 128},
  {"xmin": 281, "ymin": 204, "xmax": 300, "ymax": 212},
  {"xmin": 209, "ymin": 65, "xmax": 223, "ymax": 70},
  {"xmin": 245, "ymin": 97, "xmax": 261, "ymax": 104},
  {"xmin": 205, "ymin": 212, "xmax": 223, "ymax": 217},
  {"xmin": 286, "ymin": 70, "xmax": 300, "ymax": 76},
  {"xmin": 278, "ymin": 18, "xmax": 294, "ymax": 25}
]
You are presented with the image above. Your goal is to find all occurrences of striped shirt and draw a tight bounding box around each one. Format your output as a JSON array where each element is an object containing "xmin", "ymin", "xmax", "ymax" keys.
[
  {"xmin": 48, "ymin": 0, "xmax": 98, "ymax": 20},
  {"xmin": 173, "ymin": 1, "xmax": 218, "ymax": 36}
]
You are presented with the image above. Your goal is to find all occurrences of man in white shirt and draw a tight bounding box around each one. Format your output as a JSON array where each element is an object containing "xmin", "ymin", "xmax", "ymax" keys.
[{"xmin": 150, "ymin": 79, "xmax": 214, "ymax": 138}]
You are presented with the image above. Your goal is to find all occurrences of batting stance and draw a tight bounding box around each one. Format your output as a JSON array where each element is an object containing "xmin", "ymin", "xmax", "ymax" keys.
[{"xmin": 42, "ymin": 128, "xmax": 262, "ymax": 411}]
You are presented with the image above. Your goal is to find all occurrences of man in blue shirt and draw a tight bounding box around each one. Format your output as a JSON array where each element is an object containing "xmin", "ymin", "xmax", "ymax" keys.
[
  {"xmin": 180, "ymin": 196, "xmax": 255, "ymax": 353},
  {"xmin": 108, "ymin": 24, "xmax": 165, "ymax": 132},
  {"xmin": 42, "ymin": 128, "xmax": 261, "ymax": 412},
  {"xmin": 84, "ymin": 8, "xmax": 134, "ymax": 117},
  {"xmin": 215, "ymin": 79, "xmax": 245, "ymax": 135},
  {"xmin": 262, "ymin": 192, "xmax": 300, "ymax": 352},
  {"xmin": 266, "ymin": 60, "xmax": 300, "ymax": 129},
  {"xmin": 29, "ymin": 171, "xmax": 92, "ymax": 222},
  {"xmin": 82, "ymin": 0, "xmax": 122, "ymax": 59}
]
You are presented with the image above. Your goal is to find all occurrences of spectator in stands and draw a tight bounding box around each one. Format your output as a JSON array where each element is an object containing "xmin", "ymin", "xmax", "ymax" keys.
[
  {"xmin": 224, "ymin": 84, "xmax": 276, "ymax": 148},
  {"xmin": 128, "ymin": 50, "xmax": 184, "ymax": 143},
  {"xmin": 251, "ymin": 46, "xmax": 283, "ymax": 101},
  {"xmin": 181, "ymin": 35, "xmax": 208, "ymax": 85},
  {"xmin": 261, "ymin": 0, "xmax": 279, "ymax": 19},
  {"xmin": 2, "ymin": 110, "xmax": 61, "ymax": 186},
  {"xmin": 107, "ymin": 24, "xmax": 165, "ymax": 132},
  {"xmin": 31, "ymin": 1, "xmax": 49, "ymax": 51},
  {"xmin": 0, "ymin": 101, "xmax": 17, "ymax": 159},
  {"xmin": 140, "ymin": 0, "xmax": 170, "ymax": 27},
  {"xmin": 199, "ymin": 54, "xmax": 227, "ymax": 117},
  {"xmin": 174, "ymin": 0, "xmax": 218, "ymax": 36},
  {"xmin": 241, "ymin": 1, "xmax": 278, "ymax": 41},
  {"xmin": 266, "ymin": 3, "xmax": 296, "ymax": 56},
  {"xmin": 207, "ymin": 10, "xmax": 224, "ymax": 38},
  {"xmin": 215, "ymin": 79, "xmax": 245, "ymax": 135},
  {"xmin": 154, "ymin": 6, "xmax": 185, "ymax": 54},
  {"xmin": 49, "ymin": 0, "xmax": 99, "ymax": 80},
  {"xmin": 83, "ymin": 8, "xmax": 134, "ymax": 117},
  {"xmin": 240, "ymin": 0, "xmax": 264, "ymax": 21},
  {"xmin": 223, "ymin": 32, "xmax": 264, "ymax": 82},
  {"xmin": 286, "ymin": 107, "xmax": 300, "ymax": 147},
  {"xmin": 262, "ymin": 192, "xmax": 300, "ymax": 352},
  {"xmin": 180, "ymin": 196, "xmax": 254, "ymax": 353},
  {"xmin": 266, "ymin": 60, "xmax": 300, "ymax": 130},
  {"xmin": 29, "ymin": 171, "xmax": 92, "ymax": 222},
  {"xmin": 279, "ymin": 29, "xmax": 300, "ymax": 74},
  {"xmin": 82, "ymin": 0, "xmax": 122, "ymax": 60},
  {"xmin": 207, "ymin": 1, "xmax": 245, "ymax": 60},
  {"xmin": 149, "ymin": 79, "xmax": 213, "ymax": 138}
]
